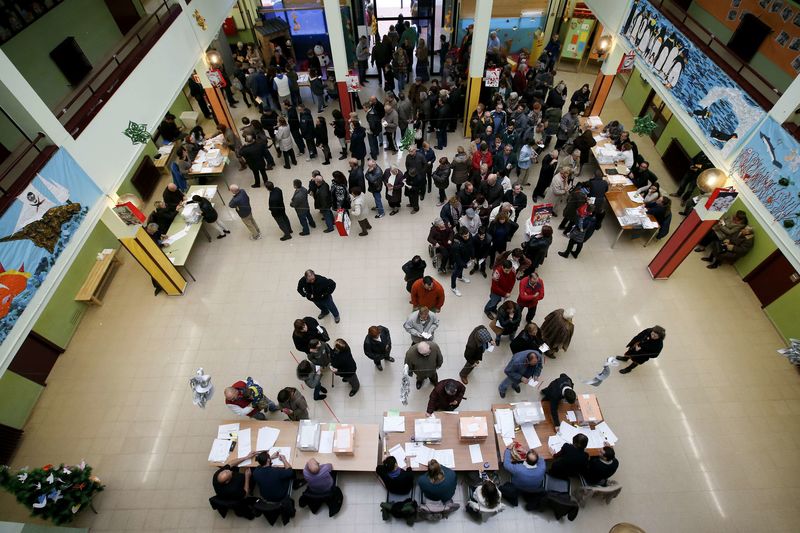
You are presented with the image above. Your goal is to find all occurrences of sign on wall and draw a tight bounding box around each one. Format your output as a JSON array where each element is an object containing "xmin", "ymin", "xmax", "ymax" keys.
[
  {"xmin": 733, "ymin": 117, "xmax": 800, "ymax": 245},
  {"xmin": 0, "ymin": 149, "xmax": 102, "ymax": 345},
  {"xmin": 561, "ymin": 18, "xmax": 596, "ymax": 60},
  {"xmin": 621, "ymin": 0, "xmax": 765, "ymax": 159}
]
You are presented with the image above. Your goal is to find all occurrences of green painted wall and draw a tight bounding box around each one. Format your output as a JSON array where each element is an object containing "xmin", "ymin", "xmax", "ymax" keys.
[
  {"xmin": 32, "ymin": 222, "xmax": 119, "ymax": 350},
  {"xmin": 654, "ymin": 116, "xmax": 702, "ymax": 158},
  {"xmin": 168, "ymin": 90, "xmax": 194, "ymax": 122},
  {"xmin": 0, "ymin": 371, "xmax": 43, "ymax": 429},
  {"xmin": 0, "ymin": 0, "xmax": 122, "ymax": 109},
  {"xmin": 686, "ymin": 3, "xmax": 793, "ymax": 92},
  {"xmin": 621, "ymin": 67, "xmax": 650, "ymax": 117},
  {"xmin": 116, "ymin": 140, "xmax": 158, "ymax": 198},
  {"xmin": 765, "ymin": 283, "xmax": 800, "ymax": 343},
  {"xmin": 730, "ymin": 197, "xmax": 778, "ymax": 277}
]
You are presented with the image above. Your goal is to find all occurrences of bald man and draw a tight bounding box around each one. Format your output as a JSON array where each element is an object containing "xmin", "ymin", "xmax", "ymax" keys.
[
  {"xmin": 302, "ymin": 458, "xmax": 334, "ymax": 494},
  {"xmin": 162, "ymin": 182, "xmax": 185, "ymax": 208},
  {"xmin": 404, "ymin": 340, "xmax": 444, "ymax": 389},
  {"xmin": 213, "ymin": 451, "xmax": 257, "ymax": 501},
  {"xmin": 228, "ymin": 184, "xmax": 261, "ymax": 240}
]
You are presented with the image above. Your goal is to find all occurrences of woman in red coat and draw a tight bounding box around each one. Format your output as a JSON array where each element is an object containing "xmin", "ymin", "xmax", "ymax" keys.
[{"xmin": 517, "ymin": 272, "xmax": 545, "ymax": 323}]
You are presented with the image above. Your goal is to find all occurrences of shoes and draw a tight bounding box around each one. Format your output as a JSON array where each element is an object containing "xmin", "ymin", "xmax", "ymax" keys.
[
  {"xmin": 250, "ymin": 234, "xmax": 262, "ymax": 240},
  {"xmin": 701, "ymin": 256, "xmax": 712, "ymax": 262},
  {"xmin": 694, "ymin": 246, "xmax": 705, "ymax": 252},
  {"xmin": 349, "ymin": 389, "xmax": 358, "ymax": 397},
  {"xmin": 615, "ymin": 356, "xmax": 629, "ymax": 361},
  {"xmin": 619, "ymin": 366, "xmax": 633, "ymax": 374},
  {"xmin": 451, "ymin": 287, "xmax": 462, "ymax": 297},
  {"xmin": 338, "ymin": 155, "xmax": 347, "ymax": 160},
  {"xmin": 416, "ymin": 381, "xmax": 423, "ymax": 390},
  {"xmin": 481, "ymin": 270, "xmax": 487, "ymax": 278},
  {"xmin": 251, "ymin": 183, "xmax": 260, "ymax": 188},
  {"xmin": 389, "ymin": 210, "xmax": 398, "ymax": 216},
  {"xmin": 707, "ymin": 263, "xmax": 719, "ymax": 269},
  {"xmin": 280, "ymin": 235, "xmax": 292, "ymax": 241},
  {"xmin": 299, "ymin": 231, "xmax": 310, "ymax": 236},
  {"xmin": 267, "ymin": 165, "xmax": 274, "ymax": 171},
  {"xmin": 375, "ymin": 213, "xmax": 385, "ymax": 218},
  {"xmin": 317, "ymin": 312, "xmax": 329, "ymax": 319},
  {"xmin": 359, "ymin": 231, "xmax": 368, "ymax": 236},
  {"xmin": 434, "ymin": 146, "xmax": 443, "ymax": 150},
  {"xmin": 323, "ymin": 228, "xmax": 335, "ymax": 233},
  {"xmin": 375, "ymin": 363, "xmax": 383, "ymax": 371},
  {"xmin": 305, "ymin": 157, "xmax": 311, "ymax": 161},
  {"xmin": 322, "ymin": 161, "xmax": 331, "ymax": 165},
  {"xmin": 334, "ymin": 316, "xmax": 341, "ymax": 323},
  {"xmin": 545, "ymin": 352, "xmax": 556, "ymax": 359},
  {"xmin": 284, "ymin": 165, "xmax": 291, "ymax": 170},
  {"xmin": 317, "ymin": 394, "xmax": 327, "ymax": 400},
  {"xmin": 558, "ymin": 251, "xmax": 569, "ymax": 258},
  {"xmin": 458, "ymin": 277, "xmax": 470, "ymax": 283},
  {"xmin": 154, "ymin": 286, "xmax": 163, "ymax": 296},
  {"xmin": 216, "ymin": 234, "xmax": 227, "ymax": 239},
  {"xmin": 460, "ymin": 375, "xmax": 469, "ymax": 385},
  {"xmin": 320, "ymin": 386, "xmax": 328, "ymax": 393},
  {"xmin": 512, "ymin": 384, "xmax": 521, "ymax": 393},
  {"xmin": 485, "ymin": 311, "xmax": 496, "ymax": 320},
  {"xmin": 499, "ymin": 389, "xmax": 506, "ymax": 399},
  {"xmin": 411, "ymin": 208, "xmax": 419, "ymax": 214},
  {"xmin": 469, "ymin": 267, "xmax": 477, "ymax": 275},
  {"xmin": 224, "ymin": 230, "xmax": 231, "ymax": 234},
  {"xmin": 386, "ymin": 357, "xmax": 395, "ymax": 362}
]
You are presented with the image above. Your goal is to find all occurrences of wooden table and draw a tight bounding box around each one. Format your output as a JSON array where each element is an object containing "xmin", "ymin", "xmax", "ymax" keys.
[
  {"xmin": 605, "ymin": 186, "xmax": 660, "ymax": 248},
  {"xmin": 210, "ymin": 419, "xmax": 380, "ymax": 472},
  {"xmin": 162, "ymin": 185, "xmax": 216, "ymax": 279},
  {"xmin": 382, "ymin": 411, "xmax": 500, "ymax": 471},
  {"xmin": 74, "ymin": 248, "xmax": 121, "ymax": 305},
  {"xmin": 492, "ymin": 402, "xmax": 605, "ymax": 460},
  {"xmin": 153, "ymin": 142, "xmax": 177, "ymax": 172},
  {"xmin": 188, "ymin": 142, "xmax": 229, "ymax": 177}
]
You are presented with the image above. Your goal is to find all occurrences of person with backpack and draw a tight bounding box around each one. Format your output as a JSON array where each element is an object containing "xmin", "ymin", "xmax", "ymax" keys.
[{"xmin": 187, "ymin": 194, "xmax": 229, "ymax": 239}]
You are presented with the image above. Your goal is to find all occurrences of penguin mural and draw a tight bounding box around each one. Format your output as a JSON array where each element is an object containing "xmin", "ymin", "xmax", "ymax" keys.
[
  {"xmin": 654, "ymin": 32, "xmax": 676, "ymax": 72},
  {"xmin": 623, "ymin": 0, "xmax": 640, "ymax": 37},
  {"xmin": 646, "ymin": 27, "xmax": 666, "ymax": 66},
  {"xmin": 630, "ymin": 9, "xmax": 646, "ymax": 45},
  {"xmin": 664, "ymin": 47, "xmax": 687, "ymax": 89},
  {"xmin": 637, "ymin": 16, "xmax": 655, "ymax": 55},
  {"xmin": 660, "ymin": 39, "xmax": 683, "ymax": 80}
]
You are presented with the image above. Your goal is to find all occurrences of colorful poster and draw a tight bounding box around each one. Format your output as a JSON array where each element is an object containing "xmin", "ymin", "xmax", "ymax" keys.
[
  {"xmin": 732, "ymin": 117, "xmax": 800, "ymax": 244},
  {"xmin": 618, "ymin": 51, "xmax": 636, "ymax": 73},
  {"xmin": 621, "ymin": 0, "xmax": 765, "ymax": 159},
  {"xmin": 0, "ymin": 149, "xmax": 102, "ymax": 344},
  {"xmin": 484, "ymin": 68, "xmax": 501, "ymax": 87},
  {"xmin": 561, "ymin": 18, "xmax": 596, "ymax": 60}
]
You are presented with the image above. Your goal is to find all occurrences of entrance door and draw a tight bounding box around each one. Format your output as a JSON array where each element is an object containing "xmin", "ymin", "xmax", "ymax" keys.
[
  {"xmin": 8, "ymin": 331, "xmax": 65, "ymax": 386},
  {"xmin": 639, "ymin": 90, "xmax": 673, "ymax": 144},
  {"xmin": 743, "ymin": 250, "xmax": 800, "ymax": 308},
  {"xmin": 370, "ymin": 0, "xmax": 445, "ymax": 77}
]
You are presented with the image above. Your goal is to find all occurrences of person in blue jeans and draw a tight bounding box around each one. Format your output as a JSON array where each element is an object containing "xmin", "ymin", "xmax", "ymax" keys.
[
  {"xmin": 290, "ymin": 179, "xmax": 316, "ymax": 236},
  {"xmin": 297, "ymin": 270, "xmax": 340, "ymax": 323},
  {"xmin": 364, "ymin": 159, "xmax": 385, "ymax": 218},
  {"xmin": 311, "ymin": 173, "xmax": 335, "ymax": 232},
  {"xmin": 498, "ymin": 350, "xmax": 542, "ymax": 398}
]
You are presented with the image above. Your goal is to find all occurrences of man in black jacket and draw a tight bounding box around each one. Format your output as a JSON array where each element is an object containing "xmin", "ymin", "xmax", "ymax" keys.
[
  {"xmin": 401, "ymin": 255, "xmax": 427, "ymax": 292},
  {"xmin": 297, "ymin": 269, "xmax": 340, "ymax": 322},
  {"xmin": 311, "ymin": 173, "xmax": 335, "ymax": 233},
  {"xmin": 503, "ymin": 183, "xmax": 527, "ymax": 222},
  {"xmin": 365, "ymin": 96, "xmax": 384, "ymax": 160},
  {"xmin": 348, "ymin": 158, "xmax": 366, "ymax": 194},
  {"xmin": 540, "ymin": 373, "xmax": 576, "ymax": 429},
  {"xmin": 285, "ymin": 100, "xmax": 306, "ymax": 155},
  {"xmin": 585, "ymin": 170, "xmax": 609, "ymax": 230},
  {"xmin": 549, "ymin": 434, "xmax": 589, "ymax": 480},
  {"xmin": 298, "ymin": 105, "xmax": 317, "ymax": 160},
  {"xmin": 239, "ymin": 136, "xmax": 269, "ymax": 187},
  {"xmin": 266, "ymin": 181, "xmax": 293, "ymax": 241}
]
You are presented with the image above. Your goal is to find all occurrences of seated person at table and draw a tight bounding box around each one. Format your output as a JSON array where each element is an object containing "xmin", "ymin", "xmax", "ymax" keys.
[
  {"xmin": 467, "ymin": 478, "xmax": 506, "ymax": 515},
  {"xmin": 252, "ymin": 451, "xmax": 294, "ymax": 502},
  {"xmin": 159, "ymin": 112, "xmax": 182, "ymax": 143},
  {"xmin": 645, "ymin": 196, "xmax": 671, "ymax": 227},
  {"xmin": 628, "ymin": 160, "xmax": 657, "ymax": 189},
  {"xmin": 540, "ymin": 373, "xmax": 576, "ymax": 429},
  {"xmin": 426, "ymin": 379, "xmax": 466, "ymax": 415},
  {"xmin": 147, "ymin": 201, "xmax": 178, "ymax": 235},
  {"xmin": 549, "ymin": 434, "xmax": 589, "ymax": 480},
  {"xmin": 376, "ymin": 456, "xmax": 414, "ymax": 495},
  {"xmin": 502, "ymin": 442, "xmax": 545, "ymax": 497},
  {"xmin": 213, "ymin": 452, "xmax": 257, "ymax": 501},
  {"xmin": 303, "ymin": 458, "xmax": 335, "ymax": 494},
  {"xmin": 418, "ymin": 459, "xmax": 457, "ymax": 502},
  {"xmin": 162, "ymin": 183, "xmax": 185, "ymax": 209},
  {"xmin": 583, "ymin": 446, "xmax": 618, "ymax": 486}
]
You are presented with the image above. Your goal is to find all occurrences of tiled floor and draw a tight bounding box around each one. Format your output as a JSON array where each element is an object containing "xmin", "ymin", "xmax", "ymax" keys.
[{"xmin": 1, "ymin": 70, "xmax": 799, "ymax": 533}]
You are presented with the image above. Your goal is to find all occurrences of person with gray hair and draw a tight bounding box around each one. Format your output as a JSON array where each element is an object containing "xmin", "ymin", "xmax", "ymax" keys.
[
  {"xmin": 539, "ymin": 308, "xmax": 575, "ymax": 359},
  {"xmin": 383, "ymin": 165, "xmax": 405, "ymax": 216},
  {"xmin": 426, "ymin": 378, "xmax": 466, "ymax": 414},
  {"xmin": 403, "ymin": 307, "xmax": 439, "ymax": 344},
  {"xmin": 404, "ymin": 339, "xmax": 444, "ymax": 390},
  {"xmin": 228, "ymin": 184, "xmax": 261, "ymax": 240}
]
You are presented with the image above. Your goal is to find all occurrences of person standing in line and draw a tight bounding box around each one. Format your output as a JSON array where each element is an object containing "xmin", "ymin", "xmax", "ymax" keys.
[
  {"xmin": 498, "ymin": 349, "xmax": 543, "ymax": 399},
  {"xmin": 540, "ymin": 308, "xmax": 575, "ymax": 359},
  {"xmin": 365, "ymin": 159, "xmax": 385, "ymax": 218},
  {"xmin": 290, "ymin": 179, "xmax": 316, "ymax": 236},
  {"xmin": 312, "ymin": 173, "xmax": 335, "ymax": 233},
  {"xmin": 403, "ymin": 306, "xmax": 439, "ymax": 344},
  {"xmin": 517, "ymin": 140, "xmax": 537, "ymax": 187},
  {"xmin": 314, "ymin": 116, "xmax": 332, "ymax": 165},
  {"xmin": 493, "ymin": 300, "xmax": 522, "ymax": 346},
  {"xmin": 350, "ymin": 119, "xmax": 368, "ymax": 168},
  {"xmin": 384, "ymin": 165, "xmax": 405, "ymax": 216},
  {"xmin": 275, "ymin": 117, "xmax": 298, "ymax": 169},
  {"xmin": 383, "ymin": 103, "xmax": 399, "ymax": 153},
  {"xmin": 364, "ymin": 325, "xmax": 394, "ymax": 371},
  {"xmin": 366, "ymin": 96, "xmax": 384, "ymax": 160},
  {"xmin": 517, "ymin": 272, "xmax": 545, "ymax": 323},
  {"xmin": 459, "ymin": 325, "xmax": 494, "ymax": 384},
  {"xmin": 532, "ymin": 149, "xmax": 559, "ymax": 202},
  {"xmin": 410, "ymin": 275, "xmax": 445, "ymax": 312},
  {"xmin": 272, "ymin": 67, "xmax": 292, "ymax": 110},
  {"xmin": 297, "ymin": 270, "xmax": 340, "ymax": 323},
  {"xmin": 228, "ymin": 184, "xmax": 261, "ymax": 240},
  {"xmin": 350, "ymin": 187, "xmax": 372, "ymax": 236},
  {"xmin": 187, "ymin": 76, "xmax": 213, "ymax": 118},
  {"xmin": 239, "ymin": 135, "xmax": 269, "ymax": 188},
  {"xmin": 449, "ymin": 227, "xmax": 473, "ymax": 297},
  {"xmin": 483, "ymin": 260, "xmax": 517, "ymax": 319},
  {"xmin": 277, "ymin": 386, "xmax": 309, "ymax": 421},
  {"xmin": 616, "ymin": 326, "xmax": 666, "ymax": 374},
  {"xmin": 404, "ymin": 340, "xmax": 444, "ymax": 390},
  {"xmin": 356, "ymin": 35, "xmax": 371, "ymax": 85},
  {"xmin": 331, "ymin": 338, "xmax": 360, "ymax": 396},
  {"xmin": 402, "ymin": 255, "xmax": 427, "ymax": 293},
  {"xmin": 265, "ymin": 181, "xmax": 293, "ymax": 241},
  {"xmin": 309, "ymin": 68, "xmax": 326, "ymax": 113},
  {"xmin": 285, "ymin": 100, "xmax": 306, "ymax": 155},
  {"xmin": 426, "ymin": 379, "xmax": 465, "ymax": 414},
  {"xmin": 298, "ymin": 104, "xmax": 317, "ymax": 161},
  {"xmin": 296, "ymin": 360, "xmax": 327, "ymax": 401},
  {"xmin": 557, "ymin": 205, "xmax": 597, "ymax": 259},
  {"xmin": 292, "ymin": 316, "xmax": 329, "ymax": 357},
  {"xmin": 331, "ymin": 109, "xmax": 348, "ymax": 160}
]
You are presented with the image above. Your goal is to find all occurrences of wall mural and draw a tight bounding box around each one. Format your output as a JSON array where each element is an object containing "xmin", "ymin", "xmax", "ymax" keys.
[
  {"xmin": 621, "ymin": 0, "xmax": 765, "ymax": 159},
  {"xmin": 0, "ymin": 149, "xmax": 102, "ymax": 345},
  {"xmin": 733, "ymin": 117, "xmax": 800, "ymax": 245}
]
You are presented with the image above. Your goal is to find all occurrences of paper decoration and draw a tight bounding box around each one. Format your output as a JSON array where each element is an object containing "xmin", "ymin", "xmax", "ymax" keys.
[{"xmin": 122, "ymin": 121, "xmax": 150, "ymax": 145}]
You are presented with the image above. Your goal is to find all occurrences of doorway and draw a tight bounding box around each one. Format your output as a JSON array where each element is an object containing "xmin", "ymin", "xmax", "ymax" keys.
[
  {"xmin": 743, "ymin": 250, "xmax": 800, "ymax": 308},
  {"xmin": 639, "ymin": 89, "xmax": 673, "ymax": 144}
]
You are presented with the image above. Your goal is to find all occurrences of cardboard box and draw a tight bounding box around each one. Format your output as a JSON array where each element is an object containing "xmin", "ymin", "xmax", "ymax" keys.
[
  {"xmin": 297, "ymin": 420, "xmax": 321, "ymax": 451},
  {"xmin": 577, "ymin": 394, "xmax": 603, "ymax": 424},
  {"xmin": 414, "ymin": 417, "xmax": 442, "ymax": 442},
  {"xmin": 458, "ymin": 416, "xmax": 489, "ymax": 441},
  {"xmin": 332, "ymin": 423, "xmax": 355, "ymax": 454},
  {"xmin": 513, "ymin": 402, "xmax": 545, "ymax": 425}
]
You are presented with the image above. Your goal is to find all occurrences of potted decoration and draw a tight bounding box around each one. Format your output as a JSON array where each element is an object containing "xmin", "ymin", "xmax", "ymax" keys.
[
  {"xmin": 0, "ymin": 461, "xmax": 104, "ymax": 525},
  {"xmin": 631, "ymin": 115, "xmax": 658, "ymax": 137}
]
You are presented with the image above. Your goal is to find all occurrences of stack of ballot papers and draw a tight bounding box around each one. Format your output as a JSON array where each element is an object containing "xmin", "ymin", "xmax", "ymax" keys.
[
  {"xmin": 520, "ymin": 423, "xmax": 542, "ymax": 449},
  {"xmin": 405, "ymin": 445, "xmax": 455, "ymax": 469},
  {"xmin": 217, "ymin": 423, "xmax": 239, "ymax": 439},
  {"xmin": 607, "ymin": 174, "xmax": 633, "ymax": 186},
  {"xmin": 558, "ymin": 423, "xmax": 607, "ymax": 449},
  {"xmin": 237, "ymin": 428, "xmax": 252, "ymax": 466},
  {"xmin": 383, "ymin": 416, "xmax": 406, "ymax": 432},
  {"xmin": 494, "ymin": 409, "xmax": 516, "ymax": 445},
  {"xmin": 256, "ymin": 427, "xmax": 280, "ymax": 451},
  {"xmin": 208, "ymin": 439, "xmax": 232, "ymax": 462},
  {"xmin": 548, "ymin": 435, "xmax": 567, "ymax": 453},
  {"xmin": 627, "ymin": 191, "xmax": 644, "ymax": 203},
  {"xmin": 586, "ymin": 116, "xmax": 603, "ymax": 128}
]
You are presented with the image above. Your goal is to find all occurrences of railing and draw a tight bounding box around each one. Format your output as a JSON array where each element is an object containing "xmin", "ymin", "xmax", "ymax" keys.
[
  {"xmin": 651, "ymin": 0, "xmax": 783, "ymax": 110},
  {"xmin": 0, "ymin": 133, "xmax": 58, "ymax": 215},
  {"xmin": 54, "ymin": 0, "xmax": 182, "ymax": 139}
]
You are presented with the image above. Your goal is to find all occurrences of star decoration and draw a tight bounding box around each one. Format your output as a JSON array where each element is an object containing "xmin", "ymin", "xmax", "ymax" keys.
[
  {"xmin": 122, "ymin": 121, "xmax": 150, "ymax": 145},
  {"xmin": 77, "ymin": 460, "xmax": 86, "ymax": 470},
  {"xmin": 71, "ymin": 504, "xmax": 81, "ymax": 514},
  {"xmin": 62, "ymin": 467, "xmax": 71, "ymax": 475},
  {"xmin": 32, "ymin": 495, "xmax": 47, "ymax": 509}
]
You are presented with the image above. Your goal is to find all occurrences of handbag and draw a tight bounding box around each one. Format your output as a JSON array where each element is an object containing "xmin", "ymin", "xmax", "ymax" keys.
[
  {"xmin": 414, "ymin": 128, "xmax": 423, "ymax": 140},
  {"xmin": 568, "ymin": 225, "xmax": 587, "ymax": 243}
]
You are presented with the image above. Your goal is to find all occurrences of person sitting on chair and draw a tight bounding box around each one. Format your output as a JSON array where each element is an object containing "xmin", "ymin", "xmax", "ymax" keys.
[
  {"xmin": 418, "ymin": 459, "xmax": 457, "ymax": 502},
  {"xmin": 303, "ymin": 458, "xmax": 335, "ymax": 494},
  {"xmin": 503, "ymin": 442, "xmax": 546, "ymax": 495},
  {"xmin": 549, "ymin": 434, "xmax": 589, "ymax": 480},
  {"xmin": 583, "ymin": 446, "xmax": 618, "ymax": 486},
  {"xmin": 213, "ymin": 451, "xmax": 258, "ymax": 501},
  {"xmin": 467, "ymin": 478, "xmax": 506, "ymax": 515},
  {"xmin": 376, "ymin": 455, "xmax": 414, "ymax": 495},
  {"xmin": 252, "ymin": 450, "xmax": 294, "ymax": 502}
]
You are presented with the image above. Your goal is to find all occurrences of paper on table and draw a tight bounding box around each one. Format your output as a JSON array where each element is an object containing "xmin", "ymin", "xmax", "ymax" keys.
[
  {"xmin": 218, "ymin": 423, "xmax": 240, "ymax": 439},
  {"xmin": 520, "ymin": 423, "xmax": 542, "ymax": 449},
  {"xmin": 336, "ymin": 428, "xmax": 351, "ymax": 449},
  {"xmin": 548, "ymin": 435, "xmax": 567, "ymax": 453},
  {"xmin": 256, "ymin": 426, "xmax": 280, "ymax": 452},
  {"xmin": 269, "ymin": 446, "xmax": 292, "ymax": 467},
  {"xmin": 433, "ymin": 449, "xmax": 455, "ymax": 469},
  {"xmin": 208, "ymin": 439, "xmax": 232, "ymax": 462},
  {"xmin": 627, "ymin": 191, "xmax": 644, "ymax": 203},
  {"xmin": 388, "ymin": 444, "xmax": 407, "ymax": 464},
  {"xmin": 494, "ymin": 423, "xmax": 502, "ymax": 434},
  {"xmin": 596, "ymin": 421, "xmax": 618, "ymax": 444},
  {"xmin": 468, "ymin": 444, "xmax": 483, "ymax": 464},
  {"xmin": 318, "ymin": 430, "xmax": 334, "ymax": 453},
  {"xmin": 201, "ymin": 167, "xmax": 215, "ymax": 173},
  {"xmin": 383, "ymin": 416, "xmax": 406, "ymax": 432},
  {"xmin": 583, "ymin": 428, "xmax": 606, "ymax": 449},
  {"xmin": 539, "ymin": 343, "xmax": 550, "ymax": 352},
  {"xmin": 190, "ymin": 163, "xmax": 203, "ymax": 172},
  {"xmin": 203, "ymin": 187, "xmax": 215, "ymax": 198},
  {"xmin": 163, "ymin": 227, "xmax": 190, "ymax": 246},
  {"xmin": 495, "ymin": 409, "xmax": 515, "ymax": 439},
  {"xmin": 566, "ymin": 411, "xmax": 577, "ymax": 422},
  {"xmin": 557, "ymin": 423, "xmax": 579, "ymax": 442},
  {"xmin": 237, "ymin": 428, "xmax": 252, "ymax": 459},
  {"xmin": 503, "ymin": 437, "xmax": 514, "ymax": 446}
]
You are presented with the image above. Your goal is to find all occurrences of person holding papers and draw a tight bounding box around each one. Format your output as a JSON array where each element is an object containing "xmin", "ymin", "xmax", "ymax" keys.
[
  {"xmin": 459, "ymin": 325, "xmax": 494, "ymax": 384},
  {"xmin": 498, "ymin": 350, "xmax": 543, "ymax": 399},
  {"xmin": 426, "ymin": 379, "xmax": 466, "ymax": 414},
  {"xmin": 292, "ymin": 317, "xmax": 329, "ymax": 356},
  {"xmin": 363, "ymin": 325, "xmax": 394, "ymax": 370},
  {"xmin": 277, "ymin": 387, "xmax": 309, "ymax": 421},
  {"xmin": 213, "ymin": 451, "xmax": 258, "ymax": 501},
  {"xmin": 584, "ymin": 446, "xmax": 619, "ymax": 486},
  {"xmin": 224, "ymin": 378, "xmax": 278, "ymax": 420},
  {"xmin": 403, "ymin": 307, "xmax": 440, "ymax": 344},
  {"xmin": 404, "ymin": 340, "xmax": 444, "ymax": 389},
  {"xmin": 540, "ymin": 374, "xmax": 577, "ymax": 429},
  {"xmin": 376, "ymin": 456, "xmax": 414, "ymax": 495},
  {"xmin": 418, "ymin": 459, "xmax": 457, "ymax": 502},
  {"xmin": 549, "ymin": 434, "xmax": 589, "ymax": 480},
  {"xmin": 500, "ymin": 442, "xmax": 545, "ymax": 506},
  {"xmin": 331, "ymin": 339, "xmax": 360, "ymax": 397},
  {"xmin": 253, "ymin": 451, "xmax": 294, "ymax": 502}
]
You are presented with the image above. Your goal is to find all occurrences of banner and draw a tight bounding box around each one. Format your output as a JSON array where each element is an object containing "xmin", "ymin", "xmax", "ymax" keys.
[
  {"xmin": 0, "ymin": 149, "xmax": 102, "ymax": 344},
  {"xmin": 732, "ymin": 117, "xmax": 800, "ymax": 245},
  {"xmin": 621, "ymin": 0, "xmax": 765, "ymax": 159},
  {"xmin": 617, "ymin": 51, "xmax": 636, "ymax": 73}
]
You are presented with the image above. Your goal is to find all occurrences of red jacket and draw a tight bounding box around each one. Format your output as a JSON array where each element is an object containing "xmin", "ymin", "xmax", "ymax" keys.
[
  {"xmin": 490, "ymin": 266, "xmax": 517, "ymax": 296},
  {"xmin": 517, "ymin": 276, "xmax": 545, "ymax": 309},
  {"xmin": 225, "ymin": 380, "xmax": 257, "ymax": 417},
  {"xmin": 471, "ymin": 150, "xmax": 493, "ymax": 171}
]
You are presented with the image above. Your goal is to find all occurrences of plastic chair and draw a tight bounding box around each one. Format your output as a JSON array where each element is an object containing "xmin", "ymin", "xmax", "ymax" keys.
[
  {"xmin": 252, "ymin": 480, "xmax": 295, "ymax": 525},
  {"xmin": 462, "ymin": 482, "xmax": 505, "ymax": 522},
  {"xmin": 575, "ymin": 476, "xmax": 622, "ymax": 507}
]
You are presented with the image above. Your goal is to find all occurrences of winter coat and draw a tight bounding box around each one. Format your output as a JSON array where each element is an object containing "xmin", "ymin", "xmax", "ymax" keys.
[{"xmin": 404, "ymin": 342, "xmax": 443, "ymax": 379}]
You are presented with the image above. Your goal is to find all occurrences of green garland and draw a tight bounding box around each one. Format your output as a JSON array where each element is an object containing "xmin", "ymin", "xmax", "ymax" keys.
[
  {"xmin": 0, "ymin": 462, "xmax": 104, "ymax": 525},
  {"xmin": 632, "ymin": 115, "xmax": 658, "ymax": 137}
]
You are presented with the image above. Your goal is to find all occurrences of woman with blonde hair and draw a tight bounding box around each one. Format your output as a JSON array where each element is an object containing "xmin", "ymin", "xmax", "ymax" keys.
[{"xmin": 418, "ymin": 459, "xmax": 457, "ymax": 502}]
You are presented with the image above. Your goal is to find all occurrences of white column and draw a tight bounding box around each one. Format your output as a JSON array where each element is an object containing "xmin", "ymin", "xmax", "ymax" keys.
[
  {"xmin": 769, "ymin": 74, "xmax": 800, "ymax": 124},
  {"xmin": 323, "ymin": 0, "xmax": 350, "ymax": 80},
  {"xmin": 600, "ymin": 38, "xmax": 625, "ymax": 75},
  {"xmin": 468, "ymin": 0, "xmax": 494, "ymax": 76}
]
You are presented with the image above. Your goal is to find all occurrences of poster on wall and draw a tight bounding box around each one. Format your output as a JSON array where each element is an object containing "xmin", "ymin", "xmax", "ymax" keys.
[
  {"xmin": 618, "ymin": 51, "xmax": 636, "ymax": 73},
  {"xmin": 732, "ymin": 117, "xmax": 800, "ymax": 244},
  {"xmin": 484, "ymin": 68, "xmax": 501, "ymax": 87},
  {"xmin": 0, "ymin": 149, "xmax": 102, "ymax": 345},
  {"xmin": 561, "ymin": 18, "xmax": 596, "ymax": 60},
  {"xmin": 621, "ymin": 0, "xmax": 765, "ymax": 159}
]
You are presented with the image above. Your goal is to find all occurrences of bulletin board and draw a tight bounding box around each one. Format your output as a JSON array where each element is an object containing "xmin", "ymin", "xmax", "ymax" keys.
[{"xmin": 561, "ymin": 18, "xmax": 596, "ymax": 60}]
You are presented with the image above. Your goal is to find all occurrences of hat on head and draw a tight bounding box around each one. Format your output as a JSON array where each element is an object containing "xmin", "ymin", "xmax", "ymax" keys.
[{"xmin": 465, "ymin": 208, "xmax": 475, "ymax": 217}]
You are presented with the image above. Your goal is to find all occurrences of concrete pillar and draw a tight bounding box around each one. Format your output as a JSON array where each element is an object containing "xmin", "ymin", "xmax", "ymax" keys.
[
  {"xmin": 769, "ymin": 74, "xmax": 800, "ymax": 124},
  {"xmin": 463, "ymin": 0, "xmax": 493, "ymax": 136},
  {"xmin": 586, "ymin": 39, "xmax": 626, "ymax": 116},
  {"xmin": 323, "ymin": 0, "xmax": 353, "ymax": 135}
]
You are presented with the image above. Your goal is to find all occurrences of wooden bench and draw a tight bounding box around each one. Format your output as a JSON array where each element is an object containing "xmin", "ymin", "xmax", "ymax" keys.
[{"xmin": 75, "ymin": 249, "xmax": 122, "ymax": 305}]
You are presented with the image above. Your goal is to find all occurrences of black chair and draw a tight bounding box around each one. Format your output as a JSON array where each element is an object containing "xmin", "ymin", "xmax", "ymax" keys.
[
  {"xmin": 208, "ymin": 495, "xmax": 260, "ymax": 520},
  {"xmin": 299, "ymin": 471, "xmax": 343, "ymax": 517},
  {"xmin": 253, "ymin": 480, "xmax": 295, "ymax": 525}
]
